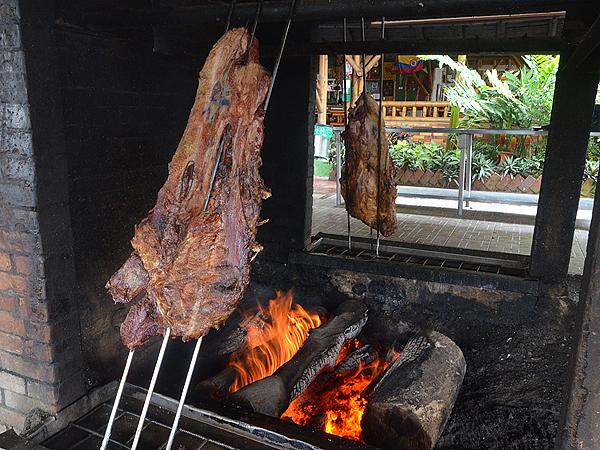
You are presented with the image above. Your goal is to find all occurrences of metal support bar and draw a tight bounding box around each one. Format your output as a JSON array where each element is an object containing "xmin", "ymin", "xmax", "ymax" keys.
[
  {"xmin": 335, "ymin": 130, "xmax": 342, "ymax": 207},
  {"xmin": 165, "ymin": 337, "xmax": 204, "ymax": 450},
  {"xmin": 375, "ymin": 17, "xmax": 386, "ymax": 257},
  {"xmin": 264, "ymin": 0, "xmax": 297, "ymax": 110},
  {"xmin": 224, "ymin": 0, "xmax": 237, "ymax": 32},
  {"xmin": 342, "ymin": 17, "xmax": 351, "ymax": 250},
  {"xmin": 243, "ymin": 0, "xmax": 264, "ymax": 65},
  {"xmin": 457, "ymin": 133, "xmax": 467, "ymax": 216},
  {"xmin": 465, "ymin": 133, "xmax": 473, "ymax": 207},
  {"xmin": 100, "ymin": 350, "xmax": 135, "ymax": 450},
  {"xmin": 130, "ymin": 327, "xmax": 172, "ymax": 450}
]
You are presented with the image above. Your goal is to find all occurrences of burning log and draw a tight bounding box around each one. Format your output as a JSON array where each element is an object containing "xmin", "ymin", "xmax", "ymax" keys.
[
  {"xmin": 334, "ymin": 344, "xmax": 378, "ymax": 376},
  {"xmin": 361, "ymin": 332, "xmax": 466, "ymax": 450},
  {"xmin": 231, "ymin": 299, "xmax": 368, "ymax": 417},
  {"xmin": 199, "ymin": 292, "xmax": 324, "ymax": 396}
]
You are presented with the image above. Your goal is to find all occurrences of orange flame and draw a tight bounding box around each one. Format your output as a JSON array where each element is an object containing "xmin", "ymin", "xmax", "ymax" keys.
[
  {"xmin": 228, "ymin": 290, "xmax": 323, "ymax": 393},
  {"xmin": 283, "ymin": 339, "xmax": 397, "ymax": 443}
]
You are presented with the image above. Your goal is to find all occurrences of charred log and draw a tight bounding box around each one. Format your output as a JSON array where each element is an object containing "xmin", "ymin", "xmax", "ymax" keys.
[
  {"xmin": 334, "ymin": 344, "xmax": 378, "ymax": 376},
  {"xmin": 361, "ymin": 332, "xmax": 466, "ymax": 450},
  {"xmin": 231, "ymin": 299, "xmax": 368, "ymax": 417},
  {"xmin": 196, "ymin": 366, "xmax": 238, "ymax": 398}
]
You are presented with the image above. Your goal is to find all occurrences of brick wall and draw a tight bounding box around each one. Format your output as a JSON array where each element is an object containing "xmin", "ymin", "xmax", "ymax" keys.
[{"xmin": 0, "ymin": 0, "xmax": 85, "ymax": 433}]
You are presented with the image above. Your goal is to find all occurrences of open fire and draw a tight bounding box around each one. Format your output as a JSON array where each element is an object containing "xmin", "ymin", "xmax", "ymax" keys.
[
  {"xmin": 223, "ymin": 291, "xmax": 398, "ymax": 442},
  {"xmin": 204, "ymin": 293, "xmax": 465, "ymax": 450},
  {"xmin": 228, "ymin": 290, "xmax": 323, "ymax": 392},
  {"xmin": 283, "ymin": 339, "xmax": 397, "ymax": 442}
]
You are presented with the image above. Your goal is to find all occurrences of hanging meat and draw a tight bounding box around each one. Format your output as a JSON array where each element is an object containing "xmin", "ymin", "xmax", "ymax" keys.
[
  {"xmin": 106, "ymin": 28, "xmax": 272, "ymax": 349},
  {"xmin": 341, "ymin": 93, "xmax": 397, "ymax": 236}
]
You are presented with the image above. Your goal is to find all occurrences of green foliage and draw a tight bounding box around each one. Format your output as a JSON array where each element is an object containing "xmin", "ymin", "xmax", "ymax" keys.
[
  {"xmin": 498, "ymin": 156, "xmax": 520, "ymax": 178},
  {"xmin": 588, "ymin": 137, "xmax": 600, "ymax": 161},
  {"xmin": 585, "ymin": 159, "xmax": 599, "ymax": 184},
  {"xmin": 390, "ymin": 140, "xmax": 460, "ymax": 182},
  {"xmin": 471, "ymin": 153, "xmax": 496, "ymax": 181},
  {"xmin": 427, "ymin": 54, "xmax": 558, "ymax": 130},
  {"xmin": 472, "ymin": 139, "xmax": 499, "ymax": 160},
  {"xmin": 514, "ymin": 154, "xmax": 544, "ymax": 178}
]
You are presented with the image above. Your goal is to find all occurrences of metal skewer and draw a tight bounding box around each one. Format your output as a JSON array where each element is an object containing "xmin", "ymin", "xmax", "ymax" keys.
[
  {"xmin": 243, "ymin": 0, "xmax": 264, "ymax": 65},
  {"xmin": 360, "ymin": 18, "xmax": 368, "ymax": 95},
  {"xmin": 375, "ymin": 17, "xmax": 386, "ymax": 257},
  {"xmin": 361, "ymin": 18, "xmax": 374, "ymax": 254},
  {"xmin": 103, "ymin": 2, "xmax": 295, "ymax": 445},
  {"xmin": 342, "ymin": 18, "xmax": 352, "ymax": 250},
  {"xmin": 224, "ymin": 0, "xmax": 237, "ymax": 32},
  {"xmin": 165, "ymin": 337, "xmax": 203, "ymax": 450},
  {"xmin": 165, "ymin": 1, "xmax": 296, "ymax": 444},
  {"xmin": 100, "ymin": 350, "xmax": 134, "ymax": 450},
  {"xmin": 264, "ymin": 0, "xmax": 297, "ymax": 110},
  {"xmin": 130, "ymin": 327, "xmax": 171, "ymax": 450}
]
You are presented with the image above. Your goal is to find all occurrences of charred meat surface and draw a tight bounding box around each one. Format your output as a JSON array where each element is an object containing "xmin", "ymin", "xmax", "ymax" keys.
[
  {"xmin": 341, "ymin": 93, "xmax": 397, "ymax": 236},
  {"xmin": 107, "ymin": 28, "xmax": 272, "ymax": 349}
]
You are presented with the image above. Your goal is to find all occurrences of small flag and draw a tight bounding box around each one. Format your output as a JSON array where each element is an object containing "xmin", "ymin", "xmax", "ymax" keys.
[{"xmin": 396, "ymin": 56, "xmax": 424, "ymax": 74}]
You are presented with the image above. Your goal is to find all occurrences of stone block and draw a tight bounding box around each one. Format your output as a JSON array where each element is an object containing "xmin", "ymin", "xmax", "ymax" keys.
[
  {"xmin": 0, "ymin": 405, "xmax": 27, "ymax": 431},
  {"xmin": 519, "ymin": 175, "xmax": 537, "ymax": 193},
  {"xmin": 4, "ymin": 390, "xmax": 48, "ymax": 414},
  {"xmin": 0, "ymin": 272, "xmax": 31, "ymax": 296},
  {"xmin": 529, "ymin": 175, "xmax": 543, "ymax": 194},
  {"xmin": 0, "ymin": 293, "xmax": 18, "ymax": 312},
  {"xmin": 0, "ymin": 331, "xmax": 22, "ymax": 354},
  {"xmin": 0, "ymin": 310, "xmax": 24, "ymax": 335},
  {"xmin": 0, "ymin": 180, "xmax": 36, "ymax": 209},
  {"xmin": 2, "ymin": 104, "xmax": 30, "ymax": 129},
  {"xmin": 0, "ymin": 371, "xmax": 25, "ymax": 394},
  {"xmin": 0, "ymin": 72, "xmax": 27, "ymax": 103},
  {"xmin": 0, "ymin": 50, "xmax": 26, "ymax": 74},
  {"xmin": 0, "ymin": 2, "xmax": 19, "ymax": 25},
  {"xmin": 0, "ymin": 252, "xmax": 10, "ymax": 271},
  {"xmin": 0, "ymin": 23, "xmax": 21, "ymax": 50}
]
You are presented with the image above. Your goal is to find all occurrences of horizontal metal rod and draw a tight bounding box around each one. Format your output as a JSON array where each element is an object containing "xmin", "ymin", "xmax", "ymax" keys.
[
  {"xmin": 331, "ymin": 125, "xmax": 600, "ymax": 137},
  {"xmin": 314, "ymin": 236, "xmax": 528, "ymax": 269},
  {"xmin": 158, "ymin": 0, "xmax": 583, "ymax": 24}
]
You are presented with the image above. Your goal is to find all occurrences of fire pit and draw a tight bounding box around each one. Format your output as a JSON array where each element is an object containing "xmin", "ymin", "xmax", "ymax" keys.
[{"xmin": 196, "ymin": 291, "xmax": 466, "ymax": 450}]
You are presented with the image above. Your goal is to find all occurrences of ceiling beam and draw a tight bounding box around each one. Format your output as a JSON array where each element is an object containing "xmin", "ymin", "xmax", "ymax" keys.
[{"xmin": 154, "ymin": 0, "xmax": 588, "ymax": 26}]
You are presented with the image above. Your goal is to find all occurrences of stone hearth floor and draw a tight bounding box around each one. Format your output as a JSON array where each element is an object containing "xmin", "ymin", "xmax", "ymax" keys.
[{"xmin": 311, "ymin": 183, "xmax": 588, "ymax": 276}]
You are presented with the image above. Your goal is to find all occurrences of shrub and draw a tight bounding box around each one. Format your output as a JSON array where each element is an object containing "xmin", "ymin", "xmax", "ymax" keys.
[
  {"xmin": 588, "ymin": 137, "xmax": 600, "ymax": 161},
  {"xmin": 515, "ymin": 154, "xmax": 544, "ymax": 178},
  {"xmin": 585, "ymin": 159, "xmax": 599, "ymax": 183},
  {"xmin": 498, "ymin": 156, "xmax": 521, "ymax": 178},
  {"xmin": 472, "ymin": 139, "xmax": 499, "ymax": 161},
  {"xmin": 471, "ymin": 153, "xmax": 496, "ymax": 181}
]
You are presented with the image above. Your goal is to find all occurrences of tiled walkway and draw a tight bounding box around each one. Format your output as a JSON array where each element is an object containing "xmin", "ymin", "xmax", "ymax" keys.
[{"xmin": 311, "ymin": 190, "xmax": 589, "ymax": 275}]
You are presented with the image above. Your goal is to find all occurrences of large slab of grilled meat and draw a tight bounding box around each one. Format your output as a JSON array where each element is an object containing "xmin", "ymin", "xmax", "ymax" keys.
[
  {"xmin": 341, "ymin": 93, "xmax": 397, "ymax": 236},
  {"xmin": 106, "ymin": 28, "xmax": 272, "ymax": 349}
]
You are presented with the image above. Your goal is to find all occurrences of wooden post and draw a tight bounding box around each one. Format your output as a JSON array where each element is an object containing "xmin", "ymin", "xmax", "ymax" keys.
[
  {"xmin": 530, "ymin": 9, "xmax": 600, "ymax": 285},
  {"xmin": 557, "ymin": 166, "xmax": 600, "ymax": 449},
  {"xmin": 317, "ymin": 54, "xmax": 328, "ymax": 124}
]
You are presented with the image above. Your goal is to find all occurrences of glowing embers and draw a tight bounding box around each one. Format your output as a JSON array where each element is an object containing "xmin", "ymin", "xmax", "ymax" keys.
[
  {"xmin": 282, "ymin": 339, "xmax": 399, "ymax": 443},
  {"xmin": 228, "ymin": 290, "xmax": 323, "ymax": 393}
]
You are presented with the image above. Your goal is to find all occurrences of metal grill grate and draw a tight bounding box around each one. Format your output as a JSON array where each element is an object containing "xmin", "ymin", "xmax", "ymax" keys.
[{"xmin": 307, "ymin": 235, "xmax": 530, "ymax": 278}]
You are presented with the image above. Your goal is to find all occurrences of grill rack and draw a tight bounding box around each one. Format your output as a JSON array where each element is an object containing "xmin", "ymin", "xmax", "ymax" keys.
[{"xmin": 307, "ymin": 234, "xmax": 530, "ymax": 278}]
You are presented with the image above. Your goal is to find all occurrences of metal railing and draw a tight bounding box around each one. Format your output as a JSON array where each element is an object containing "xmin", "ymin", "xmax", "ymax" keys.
[{"xmin": 332, "ymin": 126, "xmax": 600, "ymax": 216}]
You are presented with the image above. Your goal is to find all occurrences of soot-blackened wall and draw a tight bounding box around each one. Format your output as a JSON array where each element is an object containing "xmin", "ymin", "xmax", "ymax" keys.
[{"xmin": 54, "ymin": 6, "xmax": 198, "ymax": 383}]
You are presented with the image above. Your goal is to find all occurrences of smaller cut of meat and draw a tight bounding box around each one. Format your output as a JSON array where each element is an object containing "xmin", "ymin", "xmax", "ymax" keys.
[
  {"xmin": 120, "ymin": 296, "xmax": 165, "ymax": 350},
  {"xmin": 341, "ymin": 93, "xmax": 397, "ymax": 236}
]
